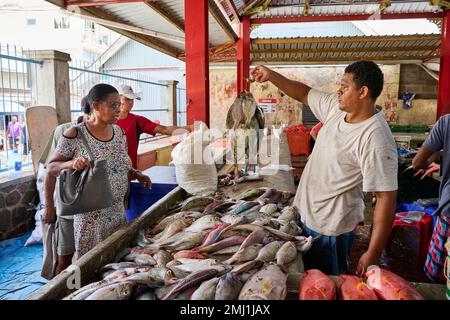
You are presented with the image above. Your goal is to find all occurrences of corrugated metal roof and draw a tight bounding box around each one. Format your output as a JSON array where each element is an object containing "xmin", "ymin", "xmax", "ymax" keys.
[
  {"xmin": 251, "ymin": 21, "xmax": 365, "ymax": 38},
  {"xmin": 45, "ymin": 0, "xmax": 443, "ymax": 61},
  {"xmin": 102, "ymin": 1, "xmax": 232, "ymax": 48},
  {"xmin": 249, "ymin": 33, "xmax": 440, "ymax": 64},
  {"xmin": 47, "ymin": 0, "xmax": 235, "ymax": 58},
  {"xmin": 101, "ymin": 2, "xmax": 185, "ymax": 51}
]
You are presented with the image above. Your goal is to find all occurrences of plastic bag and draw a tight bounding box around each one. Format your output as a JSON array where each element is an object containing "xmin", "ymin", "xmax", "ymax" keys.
[
  {"xmin": 258, "ymin": 126, "xmax": 296, "ymax": 193},
  {"xmin": 24, "ymin": 163, "xmax": 46, "ymax": 247},
  {"xmin": 171, "ymin": 122, "xmax": 217, "ymax": 196}
]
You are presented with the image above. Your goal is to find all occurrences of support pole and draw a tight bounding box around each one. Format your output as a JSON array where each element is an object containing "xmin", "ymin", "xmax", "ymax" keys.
[
  {"xmin": 437, "ymin": 10, "xmax": 450, "ymax": 118},
  {"xmin": 237, "ymin": 15, "xmax": 251, "ymax": 93},
  {"xmin": 185, "ymin": 0, "xmax": 210, "ymax": 126}
]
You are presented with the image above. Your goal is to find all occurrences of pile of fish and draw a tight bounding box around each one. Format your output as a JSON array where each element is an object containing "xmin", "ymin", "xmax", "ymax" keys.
[
  {"xmin": 64, "ymin": 187, "xmax": 314, "ymax": 300},
  {"xmin": 63, "ymin": 186, "xmax": 424, "ymax": 301}
]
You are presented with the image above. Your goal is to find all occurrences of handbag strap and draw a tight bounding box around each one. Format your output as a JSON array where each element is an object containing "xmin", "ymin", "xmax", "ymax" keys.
[{"xmin": 75, "ymin": 125, "xmax": 96, "ymax": 162}]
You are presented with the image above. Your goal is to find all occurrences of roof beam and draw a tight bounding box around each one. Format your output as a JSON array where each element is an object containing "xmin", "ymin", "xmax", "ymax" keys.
[
  {"xmin": 252, "ymin": 45, "xmax": 438, "ymax": 54},
  {"xmin": 251, "ymin": 12, "xmax": 445, "ymax": 24},
  {"xmin": 209, "ymin": 0, "xmax": 239, "ymax": 41},
  {"xmin": 252, "ymin": 34, "xmax": 440, "ymax": 44},
  {"xmin": 65, "ymin": 0, "xmax": 147, "ymax": 8},
  {"xmin": 143, "ymin": 1, "xmax": 185, "ymax": 34}
]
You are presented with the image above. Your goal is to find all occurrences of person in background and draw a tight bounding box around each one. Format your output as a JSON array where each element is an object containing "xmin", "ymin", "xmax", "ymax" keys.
[
  {"xmin": 116, "ymin": 84, "xmax": 194, "ymax": 169},
  {"xmin": 251, "ymin": 61, "xmax": 398, "ymax": 276},
  {"xmin": 21, "ymin": 124, "xmax": 29, "ymax": 163},
  {"xmin": 7, "ymin": 115, "xmax": 21, "ymax": 151},
  {"xmin": 40, "ymin": 97, "xmax": 90, "ymax": 276},
  {"xmin": 46, "ymin": 84, "xmax": 151, "ymax": 259},
  {"xmin": 412, "ymin": 115, "xmax": 450, "ymax": 284}
]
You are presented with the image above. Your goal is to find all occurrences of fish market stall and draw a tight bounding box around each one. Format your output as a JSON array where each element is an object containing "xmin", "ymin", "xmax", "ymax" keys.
[{"xmin": 28, "ymin": 182, "xmax": 446, "ymax": 300}]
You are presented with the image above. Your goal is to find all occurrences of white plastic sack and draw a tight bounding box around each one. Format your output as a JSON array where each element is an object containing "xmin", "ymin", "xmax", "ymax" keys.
[
  {"xmin": 171, "ymin": 122, "xmax": 217, "ymax": 196},
  {"xmin": 24, "ymin": 163, "xmax": 46, "ymax": 247},
  {"xmin": 258, "ymin": 126, "xmax": 296, "ymax": 193}
]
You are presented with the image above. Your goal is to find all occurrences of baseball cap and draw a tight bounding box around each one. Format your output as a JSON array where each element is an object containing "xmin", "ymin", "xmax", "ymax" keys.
[{"xmin": 118, "ymin": 84, "xmax": 141, "ymax": 100}]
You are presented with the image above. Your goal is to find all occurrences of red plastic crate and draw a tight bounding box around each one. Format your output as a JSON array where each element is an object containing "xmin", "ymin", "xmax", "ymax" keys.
[{"xmin": 284, "ymin": 125, "xmax": 311, "ymax": 156}]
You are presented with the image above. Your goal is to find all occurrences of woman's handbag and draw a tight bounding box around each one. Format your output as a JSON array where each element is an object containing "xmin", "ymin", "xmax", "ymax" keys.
[{"xmin": 57, "ymin": 126, "xmax": 113, "ymax": 216}]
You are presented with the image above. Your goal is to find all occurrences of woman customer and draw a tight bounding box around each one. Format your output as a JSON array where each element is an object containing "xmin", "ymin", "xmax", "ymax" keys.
[{"xmin": 47, "ymin": 84, "xmax": 151, "ymax": 258}]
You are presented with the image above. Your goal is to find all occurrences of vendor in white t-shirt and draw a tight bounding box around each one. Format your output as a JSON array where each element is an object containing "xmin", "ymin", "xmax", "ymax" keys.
[{"xmin": 251, "ymin": 61, "xmax": 398, "ymax": 276}]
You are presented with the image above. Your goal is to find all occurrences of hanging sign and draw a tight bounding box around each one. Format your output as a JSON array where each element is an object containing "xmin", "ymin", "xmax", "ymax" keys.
[{"xmin": 257, "ymin": 98, "xmax": 277, "ymax": 113}]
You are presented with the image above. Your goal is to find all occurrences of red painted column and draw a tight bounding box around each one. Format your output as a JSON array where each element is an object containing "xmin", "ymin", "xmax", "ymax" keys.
[
  {"xmin": 437, "ymin": 10, "xmax": 450, "ymax": 118},
  {"xmin": 185, "ymin": 0, "xmax": 210, "ymax": 125},
  {"xmin": 237, "ymin": 15, "xmax": 251, "ymax": 93}
]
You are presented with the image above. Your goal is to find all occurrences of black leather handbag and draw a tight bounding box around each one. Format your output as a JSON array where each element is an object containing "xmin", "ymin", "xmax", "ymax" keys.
[{"xmin": 57, "ymin": 126, "xmax": 113, "ymax": 216}]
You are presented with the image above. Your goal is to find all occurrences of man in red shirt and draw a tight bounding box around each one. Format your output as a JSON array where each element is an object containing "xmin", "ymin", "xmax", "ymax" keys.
[{"xmin": 116, "ymin": 85, "xmax": 193, "ymax": 169}]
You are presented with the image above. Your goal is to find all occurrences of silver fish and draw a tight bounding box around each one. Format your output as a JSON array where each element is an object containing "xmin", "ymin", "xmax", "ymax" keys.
[
  {"xmin": 85, "ymin": 282, "xmax": 135, "ymax": 300},
  {"xmin": 210, "ymin": 245, "xmax": 241, "ymax": 256},
  {"xmin": 169, "ymin": 266, "xmax": 191, "ymax": 279},
  {"xmin": 149, "ymin": 211, "xmax": 200, "ymax": 236},
  {"xmin": 239, "ymin": 229, "xmax": 270, "ymax": 250},
  {"xmin": 185, "ymin": 215, "xmax": 223, "ymax": 233},
  {"xmin": 161, "ymin": 268, "xmax": 221, "ymax": 300},
  {"xmin": 215, "ymin": 272, "xmax": 243, "ymax": 300},
  {"xmin": 190, "ymin": 277, "xmax": 220, "ymax": 300},
  {"xmin": 225, "ymin": 243, "xmax": 263, "ymax": 265},
  {"xmin": 276, "ymin": 241, "xmax": 297, "ymax": 265},
  {"xmin": 277, "ymin": 206, "xmax": 297, "ymax": 223},
  {"xmin": 134, "ymin": 254, "xmax": 157, "ymax": 266},
  {"xmin": 101, "ymin": 262, "xmax": 138, "ymax": 272},
  {"xmin": 122, "ymin": 272, "xmax": 164, "ymax": 287},
  {"xmin": 238, "ymin": 264, "xmax": 287, "ymax": 300},
  {"xmin": 256, "ymin": 241, "xmax": 285, "ymax": 262},
  {"xmin": 259, "ymin": 203, "xmax": 278, "ymax": 215},
  {"xmin": 153, "ymin": 250, "xmax": 173, "ymax": 267},
  {"xmin": 152, "ymin": 216, "xmax": 196, "ymax": 243},
  {"xmin": 145, "ymin": 267, "xmax": 176, "ymax": 283},
  {"xmin": 286, "ymin": 253, "xmax": 305, "ymax": 275},
  {"xmin": 171, "ymin": 258, "xmax": 219, "ymax": 274},
  {"xmin": 180, "ymin": 196, "xmax": 215, "ymax": 212},
  {"xmin": 220, "ymin": 214, "xmax": 246, "ymax": 225},
  {"xmin": 238, "ymin": 205, "xmax": 263, "ymax": 218},
  {"xmin": 161, "ymin": 231, "xmax": 209, "ymax": 251},
  {"xmin": 235, "ymin": 188, "xmax": 267, "ymax": 201},
  {"xmin": 251, "ymin": 217, "xmax": 273, "ymax": 226},
  {"xmin": 279, "ymin": 221, "xmax": 302, "ymax": 236},
  {"xmin": 64, "ymin": 279, "xmax": 112, "ymax": 300}
]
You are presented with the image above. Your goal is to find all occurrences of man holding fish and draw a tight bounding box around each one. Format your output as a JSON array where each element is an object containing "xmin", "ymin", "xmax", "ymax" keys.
[{"xmin": 251, "ymin": 61, "xmax": 398, "ymax": 276}]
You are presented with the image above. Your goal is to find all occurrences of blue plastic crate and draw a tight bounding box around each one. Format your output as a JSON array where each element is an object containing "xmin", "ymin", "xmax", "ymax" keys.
[{"xmin": 126, "ymin": 166, "xmax": 178, "ymax": 221}]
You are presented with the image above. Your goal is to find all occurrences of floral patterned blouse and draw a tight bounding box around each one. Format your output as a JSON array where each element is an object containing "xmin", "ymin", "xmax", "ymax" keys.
[{"xmin": 55, "ymin": 122, "xmax": 132, "ymax": 257}]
